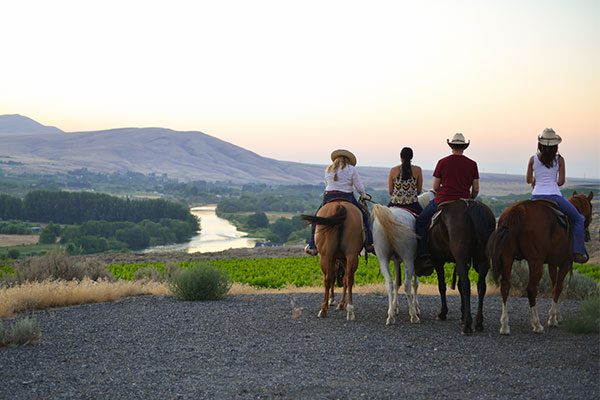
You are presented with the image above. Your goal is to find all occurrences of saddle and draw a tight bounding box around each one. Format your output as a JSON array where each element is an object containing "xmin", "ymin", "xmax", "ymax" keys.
[
  {"xmin": 428, "ymin": 199, "xmax": 472, "ymax": 230},
  {"xmin": 531, "ymin": 199, "xmax": 568, "ymax": 229}
]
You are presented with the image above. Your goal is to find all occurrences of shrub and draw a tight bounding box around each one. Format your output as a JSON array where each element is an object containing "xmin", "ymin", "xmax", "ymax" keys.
[
  {"xmin": 169, "ymin": 265, "xmax": 231, "ymax": 301},
  {"xmin": 13, "ymin": 251, "xmax": 111, "ymax": 283},
  {"xmin": 563, "ymin": 295, "xmax": 600, "ymax": 334},
  {"xmin": 7, "ymin": 249, "xmax": 20, "ymax": 260},
  {"xmin": 504, "ymin": 261, "xmax": 598, "ymax": 300},
  {"xmin": 0, "ymin": 317, "xmax": 42, "ymax": 347}
]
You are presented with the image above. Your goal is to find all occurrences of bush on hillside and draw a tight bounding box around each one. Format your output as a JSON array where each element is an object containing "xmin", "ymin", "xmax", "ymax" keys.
[
  {"xmin": 169, "ymin": 265, "xmax": 231, "ymax": 301},
  {"xmin": 563, "ymin": 294, "xmax": 600, "ymax": 334},
  {"xmin": 0, "ymin": 317, "xmax": 42, "ymax": 347}
]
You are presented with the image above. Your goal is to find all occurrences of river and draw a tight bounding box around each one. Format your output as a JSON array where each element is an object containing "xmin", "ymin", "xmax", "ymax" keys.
[{"xmin": 144, "ymin": 205, "xmax": 260, "ymax": 253}]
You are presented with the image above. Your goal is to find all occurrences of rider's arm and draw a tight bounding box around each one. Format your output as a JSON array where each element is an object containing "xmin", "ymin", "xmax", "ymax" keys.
[
  {"xmin": 471, "ymin": 179, "xmax": 480, "ymax": 199},
  {"xmin": 526, "ymin": 156, "xmax": 535, "ymax": 186},
  {"xmin": 415, "ymin": 166, "xmax": 423, "ymax": 194},
  {"xmin": 351, "ymin": 166, "xmax": 366, "ymax": 197},
  {"xmin": 387, "ymin": 167, "xmax": 396, "ymax": 195},
  {"xmin": 432, "ymin": 176, "xmax": 441, "ymax": 193},
  {"xmin": 557, "ymin": 156, "xmax": 566, "ymax": 186}
]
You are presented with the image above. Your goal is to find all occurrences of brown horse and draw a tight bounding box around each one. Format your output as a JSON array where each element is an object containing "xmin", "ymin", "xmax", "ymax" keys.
[
  {"xmin": 301, "ymin": 201, "xmax": 364, "ymax": 320},
  {"xmin": 487, "ymin": 191, "xmax": 594, "ymax": 335},
  {"xmin": 429, "ymin": 200, "xmax": 496, "ymax": 335}
]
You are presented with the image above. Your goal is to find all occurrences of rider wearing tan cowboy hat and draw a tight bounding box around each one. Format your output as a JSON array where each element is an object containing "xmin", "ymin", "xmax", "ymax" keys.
[
  {"xmin": 415, "ymin": 133, "xmax": 480, "ymax": 270},
  {"xmin": 305, "ymin": 149, "xmax": 375, "ymax": 255},
  {"xmin": 527, "ymin": 128, "xmax": 588, "ymax": 263}
]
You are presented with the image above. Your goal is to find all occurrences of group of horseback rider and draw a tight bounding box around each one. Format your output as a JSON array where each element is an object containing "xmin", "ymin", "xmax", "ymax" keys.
[{"xmin": 304, "ymin": 128, "xmax": 589, "ymax": 265}]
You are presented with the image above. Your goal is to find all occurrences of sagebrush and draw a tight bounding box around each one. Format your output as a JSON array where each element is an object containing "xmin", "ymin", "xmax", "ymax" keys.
[
  {"xmin": 0, "ymin": 317, "xmax": 42, "ymax": 347},
  {"xmin": 169, "ymin": 265, "xmax": 231, "ymax": 301}
]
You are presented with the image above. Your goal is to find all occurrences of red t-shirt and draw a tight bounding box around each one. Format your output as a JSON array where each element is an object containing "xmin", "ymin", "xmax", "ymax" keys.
[{"xmin": 433, "ymin": 154, "xmax": 479, "ymax": 204}]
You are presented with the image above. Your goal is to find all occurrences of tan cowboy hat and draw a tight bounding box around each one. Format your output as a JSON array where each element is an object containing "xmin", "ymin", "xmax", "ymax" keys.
[
  {"xmin": 447, "ymin": 132, "xmax": 470, "ymax": 148},
  {"xmin": 538, "ymin": 128, "xmax": 562, "ymax": 146},
  {"xmin": 330, "ymin": 149, "xmax": 357, "ymax": 166}
]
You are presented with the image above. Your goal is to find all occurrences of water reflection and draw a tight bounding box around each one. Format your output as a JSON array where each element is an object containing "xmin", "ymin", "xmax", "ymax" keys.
[{"xmin": 145, "ymin": 205, "xmax": 260, "ymax": 253}]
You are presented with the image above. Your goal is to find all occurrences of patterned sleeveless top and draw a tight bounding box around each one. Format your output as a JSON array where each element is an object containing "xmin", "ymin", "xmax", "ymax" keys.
[{"xmin": 390, "ymin": 175, "xmax": 418, "ymax": 205}]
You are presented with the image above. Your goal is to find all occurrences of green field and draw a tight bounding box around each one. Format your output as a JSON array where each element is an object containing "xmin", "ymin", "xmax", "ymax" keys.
[{"xmin": 108, "ymin": 257, "xmax": 599, "ymax": 288}]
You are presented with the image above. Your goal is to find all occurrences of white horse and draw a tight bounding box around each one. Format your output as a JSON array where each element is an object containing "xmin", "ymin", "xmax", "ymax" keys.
[{"xmin": 371, "ymin": 191, "xmax": 434, "ymax": 325}]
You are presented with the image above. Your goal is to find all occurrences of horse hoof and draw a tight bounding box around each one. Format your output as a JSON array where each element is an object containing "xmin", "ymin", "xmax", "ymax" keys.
[
  {"xmin": 335, "ymin": 303, "xmax": 344, "ymax": 311},
  {"xmin": 499, "ymin": 328, "xmax": 510, "ymax": 336},
  {"xmin": 461, "ymin": 327, "xmax": 473, "ymax": 336},
  {"xmin": 533, "ymin": 325, "xmax": 544, "ymax": 334},
  {"xmin": 410, "ymin": 316, "xmax": 421, "ymax": 324},
  {"xmin": 386, "ymin": 317, "xmax": 395, "ymax": 325},
  {"xmin": 437, "ymin": 313, "xmax": 447, "ymax": 321},
  {"xmin": 475, "ymin": 324, "xmax": 484, "ymax": 332},
  {"xmin": 317, "ymin": 310, "xmax": 327, "ymax": 318},
  {"xmin": 347, "ymin": 312, "xmax": 355, "ymax": 321},
  {"xmin": 328, "ymin": 299, "xmax": 336, "ymax": 307}
]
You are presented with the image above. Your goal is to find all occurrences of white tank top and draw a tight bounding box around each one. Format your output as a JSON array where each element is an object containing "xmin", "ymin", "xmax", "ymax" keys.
[{"xmin": 531, "ymin": 154, "xmax": 561, "ymax": 196}]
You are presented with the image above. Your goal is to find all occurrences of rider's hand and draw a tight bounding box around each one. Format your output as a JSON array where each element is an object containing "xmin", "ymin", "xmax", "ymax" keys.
[{"xmin": 360, "ymin": 193, "xmax": 372, "ymax": 201}]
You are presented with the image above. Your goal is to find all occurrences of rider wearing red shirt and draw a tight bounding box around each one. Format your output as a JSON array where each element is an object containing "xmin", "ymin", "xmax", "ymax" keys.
[{"xmin": 416, "ymin": 133, "xmax": 480, "ymax": 268}]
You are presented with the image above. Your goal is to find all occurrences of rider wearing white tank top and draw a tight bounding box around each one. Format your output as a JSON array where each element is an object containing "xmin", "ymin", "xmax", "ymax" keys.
[{"xmin": 531, "ymin": 154, "xmax": 561, "ymax": 196}]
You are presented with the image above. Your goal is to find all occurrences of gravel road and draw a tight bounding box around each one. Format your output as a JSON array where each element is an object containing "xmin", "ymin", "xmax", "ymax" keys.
[{"xmin": 1, "ymin": 292, "xmax": 597, "ymax": 400}]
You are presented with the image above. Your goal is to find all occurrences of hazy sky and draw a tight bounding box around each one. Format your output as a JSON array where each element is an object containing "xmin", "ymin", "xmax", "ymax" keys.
[{"xmin": 2, "ymin": 0, "xmax": 599, "ymax": 179}]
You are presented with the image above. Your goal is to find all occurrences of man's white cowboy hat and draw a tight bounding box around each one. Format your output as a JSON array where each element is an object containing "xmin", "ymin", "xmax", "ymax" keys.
[
  {"xmin": 538, "ymin": 128, "xmax": 562, "ymax": 146},
  {"xmin": 447, "ymin": 133, "xmax": 470, "ymax": 148},
  {"xmin": 330, "ymin": 149, "xmax": 357, "ymax": 166}
]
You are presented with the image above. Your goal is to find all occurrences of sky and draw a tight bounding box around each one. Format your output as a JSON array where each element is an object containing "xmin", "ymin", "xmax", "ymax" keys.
[{"xmin": 1, "ymin": 0, "xmax": 599, "ymax": 179}]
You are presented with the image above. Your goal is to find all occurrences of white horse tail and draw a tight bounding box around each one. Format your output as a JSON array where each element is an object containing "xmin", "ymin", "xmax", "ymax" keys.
[{"xmin": 372, "ymin": 204, "xmax": 418, "ymax": 255}]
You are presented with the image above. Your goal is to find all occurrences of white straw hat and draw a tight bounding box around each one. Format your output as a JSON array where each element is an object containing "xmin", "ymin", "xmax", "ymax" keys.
[
  {"xmin": 330, "ymin": 149, "xmax": 357, "ymax": 166},
  {"xmin": 447, "ymin": 133, "xmax": 470, "ymax": 148},
  {"xmin": 538, "ymin": 128, "xmax": 562, "ymax": 146}
]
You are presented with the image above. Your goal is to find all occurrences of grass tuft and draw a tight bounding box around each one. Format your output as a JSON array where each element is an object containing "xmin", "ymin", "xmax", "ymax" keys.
[
  {"xmin": 0, "ymin": 317, "xmax": 42, "ymax": 347},
  {"xmin": 169, "ymin": 264, "xmax": 231, "ymax": 301},
  {"xmin": 563, "ymin": 294, "xmax": 600, "ymax": 334}
]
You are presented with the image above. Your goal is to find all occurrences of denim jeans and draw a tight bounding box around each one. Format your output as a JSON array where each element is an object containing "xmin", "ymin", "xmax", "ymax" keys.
[
  {"xmin": 531, "ymin": 194, "xmax": 586, "ymax": 254},
  {"xmin": 308, "ymin": 192, "xmax": 373, "ymax": 248},
  {"xmin": 415, "ymin": 199, "xmax": 438, "ymax": 257}
]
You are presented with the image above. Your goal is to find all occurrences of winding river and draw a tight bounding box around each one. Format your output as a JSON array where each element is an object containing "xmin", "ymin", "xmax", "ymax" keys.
[{"xmin": 145, "ymin": 205, "xmax": 260, "ymax": 253}]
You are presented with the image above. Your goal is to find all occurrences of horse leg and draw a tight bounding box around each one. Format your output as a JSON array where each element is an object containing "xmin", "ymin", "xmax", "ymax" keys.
[
  {"xmin": 434, "ymin": 262, "xmax": 448, "ymax": 321},
  {"xmin": 412, "ymin": 273, "xmax": 421, "ymax": 316},
  {"xmin": 393, "ymin": 258, "xmax": 401, "ymax": 316},
  {"xmin": 318, "ymin": 256, "xmax": 334, "ymax": 318},
  {"xmin": 378, "ymin": 255, "xmax": 395, "ymax": 325},
  {"xmin": 337, "ymin": 260, "xmax": 347, "ymax": 311},
  {"xmin": 527, "ymin": 260, "xmax": 545, "ymax": 333},
  {"xmin": 456, "ymin": 260, "xmax": 473, "ymax": 335},
  {"xmin": 548, "ymin": 263, "xmax": 570, "ymax": 327},
  {"xmin": 404, "ymin": 259, "xmax": 420, "ymax": 323},
  {"xmin": 499, "ymin": 256, "xmax": 513, "ymax": 335},
  {"xmin": 345, "ymin": 256, "xmax": 358, "ymax": 321},
  {"xmin": 474, "ymin": 260, "xmax": 488, "ymax": 332},
  {"xmin": 328, "ymin": 261, "xmax": 339, "ymax": 307}
]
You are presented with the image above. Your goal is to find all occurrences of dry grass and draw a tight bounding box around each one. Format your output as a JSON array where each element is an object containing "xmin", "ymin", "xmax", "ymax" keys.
[
  {"xmin": 0, "ymin": 281, "xmax": 497, "ymax": 318},
  {"xmin": 0, "ymin": 234, "xmax": 39, "ymax": 247},
  {"xmin": 0, "ymin": 279, "xmax": 168, "ymax": 318}
]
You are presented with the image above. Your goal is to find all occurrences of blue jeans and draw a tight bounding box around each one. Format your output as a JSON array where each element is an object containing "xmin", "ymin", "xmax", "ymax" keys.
[
  {"xmin": 415, "ymin": 199, "xmax": 438, "ymax": 257},
  {"xmin": 308, "ymin": 192, "xmax": 373, "ymax": 248},
  {"xmin": 531, "ymin": 194, "xmax": 586, "ymax": 255}
]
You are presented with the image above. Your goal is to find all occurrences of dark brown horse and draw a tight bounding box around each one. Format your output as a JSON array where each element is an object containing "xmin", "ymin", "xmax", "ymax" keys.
[
  {"xmin": 301, "ymin": 201, "xmax": 364, "ymax": 320},
  {"xmin": 429, "ymin": 200, "xmax": 496, "ymax": 335},
  {"xmin": 487, "ymin": 192, "xmax": 594, "ymax": 335}
]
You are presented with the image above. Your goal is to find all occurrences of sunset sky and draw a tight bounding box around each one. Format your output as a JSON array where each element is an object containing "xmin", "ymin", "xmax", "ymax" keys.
[{"xmin": 1, "ymin": 0, "xmax": 598, "ymax": 179}]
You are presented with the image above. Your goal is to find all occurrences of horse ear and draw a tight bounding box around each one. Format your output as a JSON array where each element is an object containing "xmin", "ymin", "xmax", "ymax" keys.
[
  {"xmin": 573, "ymin": 190, "xmax": 578, "ymax": 196},
  {"xmin": 588, "ymin": 191, "xmax": 594, "ymax": 201}
]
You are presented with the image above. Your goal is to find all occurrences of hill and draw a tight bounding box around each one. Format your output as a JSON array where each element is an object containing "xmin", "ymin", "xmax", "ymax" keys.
[{"xmin": 0, "ymin": 114, "xmax": 595, "ymax": 194}]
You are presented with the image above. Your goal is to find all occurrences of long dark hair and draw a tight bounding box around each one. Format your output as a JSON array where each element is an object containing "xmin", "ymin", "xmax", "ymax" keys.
[
  {"xmin": 400, "ymin": 147, "xmax": 413, "ymax": 180},
  {"xmin": 537, "ymin": 143, "xmax": 559, "ymax": 168}
]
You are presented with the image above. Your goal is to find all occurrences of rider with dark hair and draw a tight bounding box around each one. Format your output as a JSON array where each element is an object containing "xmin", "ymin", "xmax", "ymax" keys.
[
  {"xmin": 526, "ymin": 128, "xmax": 588, "ymax": 263},
  {"xmin": 415, "ymin": 133, "xmax": 480, "ymax": 269},
  {"xmin": 304, "ymin": 149, "xmax": 374, "ymax": 256},
  {"xmin": 388, "ymin": 147, "xmax": 423, "ymax": 214}
]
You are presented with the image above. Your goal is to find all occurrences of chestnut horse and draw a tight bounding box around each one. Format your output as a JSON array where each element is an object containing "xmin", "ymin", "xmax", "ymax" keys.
[
  {"xmin": 487, "ymin": 191, "xmax": 594, "ymax": 335},
  {"xmin": 301, "ymin": 201, "xmax": 364, "ymax": 320},
  {"xmin": 429, "ymin": 200, "xmax": 496, "ymax": 335}
]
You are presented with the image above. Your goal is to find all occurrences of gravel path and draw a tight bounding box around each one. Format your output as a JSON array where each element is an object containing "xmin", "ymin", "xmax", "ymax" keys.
[{"xmin": 1, "ymin": 293, "xmax": 597, "ymax": 400}]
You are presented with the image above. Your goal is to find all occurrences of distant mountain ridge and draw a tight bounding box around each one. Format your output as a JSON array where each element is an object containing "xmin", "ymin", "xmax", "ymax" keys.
[{"xmin": 0, "ymin": 114, "xmax": 593, "ymax": 194}]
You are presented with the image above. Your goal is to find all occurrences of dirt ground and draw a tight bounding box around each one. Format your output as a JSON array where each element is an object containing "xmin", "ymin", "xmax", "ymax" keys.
[{"xmin": 0, "ymin": 234, "xmax": 39, "ymax": 247}]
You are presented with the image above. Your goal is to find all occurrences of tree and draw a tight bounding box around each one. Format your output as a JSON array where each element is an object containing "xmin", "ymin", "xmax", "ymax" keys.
[
  {"xmin": 246, "ymin": 212, "xmax": 269, "ymax": 229},
  {"xmin": 38, "ymin": 223, "xmax": 61, "ymax": 244}
]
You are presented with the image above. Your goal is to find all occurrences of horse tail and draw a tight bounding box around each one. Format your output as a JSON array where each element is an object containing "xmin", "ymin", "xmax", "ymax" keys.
[
  {"xmin": 301, "ymin": 205, "xmax": 347, "ymax": 227},
  {"xmin": 372, "ymin": 204, "xmax": 418, "ymax": 256},
  {"xmin": 487, "ymin": 203, "xmax": 524, "ymax": 283}
]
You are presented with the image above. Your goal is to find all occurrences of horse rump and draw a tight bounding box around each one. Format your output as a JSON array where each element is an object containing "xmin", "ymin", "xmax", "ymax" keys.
[{"xmin": 487, "ymin": 202, "xmax": 525, "ymax": 283}]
